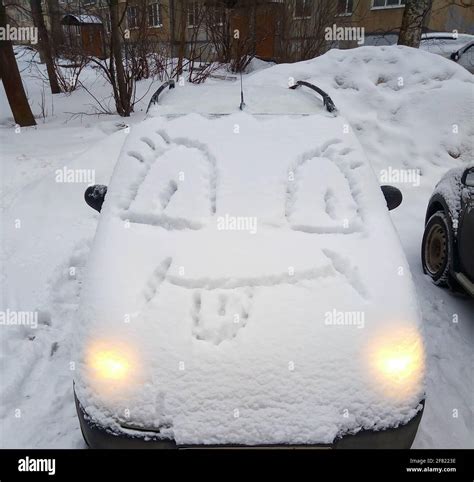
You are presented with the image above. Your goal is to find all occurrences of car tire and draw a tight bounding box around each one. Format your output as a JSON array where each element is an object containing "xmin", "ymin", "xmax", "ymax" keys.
[{"xmin": 421, "ymin": 211, "xmax": 452, "ymax": 286}]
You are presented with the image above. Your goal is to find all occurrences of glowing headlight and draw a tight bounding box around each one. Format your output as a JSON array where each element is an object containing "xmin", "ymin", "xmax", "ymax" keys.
[
  {"xmin": 90, "ymin": 349, "xmax": 130, "ymax": 381},
  {"xmin": 369, "ymin": 326, "xmax": 425, "ymax": 398},
  {"xmin": 86, "ymin": 341, "xmax": 138, "ymax": 389}
]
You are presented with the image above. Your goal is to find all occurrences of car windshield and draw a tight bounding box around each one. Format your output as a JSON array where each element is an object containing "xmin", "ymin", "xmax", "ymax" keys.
[
  {"xmin": 147, "ymin": 82, "xmax": 326, "ymax": 116},
  {"xmin": 420, "ymin": 33, "xmax": 474, "ymax": 53}
]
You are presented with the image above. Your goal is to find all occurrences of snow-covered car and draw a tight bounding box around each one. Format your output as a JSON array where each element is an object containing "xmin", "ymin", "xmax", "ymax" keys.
[
  {"xmin": 422, "ymin": 166, "xmax": 474, "ymax": 296},
  {"xmin": 450, "ymin": 41, "xmax": 474, "ymax": 74},
  {"xmin": 74, "ymin": 80, "xmax": 426, "ymax": 449},
  {"xmin": 420, "ymin": 33, "xmax": 474, "ymax": 73}
]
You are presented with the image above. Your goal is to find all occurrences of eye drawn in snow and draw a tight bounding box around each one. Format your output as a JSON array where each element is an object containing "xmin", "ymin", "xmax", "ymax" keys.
[
  {"xmin": 120, "ymin": 131, "xmax": 217, "ymax": 230},
  {"xmin": 121, "ymin": 128, "xmax": 364, "ymax": 235},
  {"xmin": 156, "ymin": 131, "xmax": 218, "ymax": 215},
  {"xmin": 159, "ymin": 180, "xmax": 178, "ymax": 210},
  {"xmin": 286, "ymin": 140, "xmax": 363, "ymax": 234}
]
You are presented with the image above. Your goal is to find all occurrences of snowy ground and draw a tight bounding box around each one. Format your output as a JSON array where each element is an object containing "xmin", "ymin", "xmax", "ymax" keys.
[{"xmin": 0, "ymin": 46, "xmax": 472, "ymax": 448}]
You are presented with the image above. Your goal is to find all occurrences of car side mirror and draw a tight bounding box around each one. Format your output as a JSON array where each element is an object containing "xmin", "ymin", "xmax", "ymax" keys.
[
  {"xmin": 450, "ymin": 51, "xmax": 460, "ymax": 61},
  {"xmin": 85, "ymin": 185, "xmax": 107, "ymax": 212},
  {"xmin": 381, "ymin": 185, "xmax": 403, "ymax": 211},
  {"xmin": 462, "ymin": 169, "xmax": 474, "ymax": 188}
]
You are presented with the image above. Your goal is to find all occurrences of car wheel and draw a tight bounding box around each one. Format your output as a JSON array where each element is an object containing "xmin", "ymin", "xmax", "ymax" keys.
[{"xmin": 422, "ymin": 211, "xmax": 452, "ymax": 286}]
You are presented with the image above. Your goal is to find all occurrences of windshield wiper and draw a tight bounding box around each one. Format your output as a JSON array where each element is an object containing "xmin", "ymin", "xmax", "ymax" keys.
[
  {"xmin": 289, "ymin": 80, "xmax": 337, "ymax": 113},
  {"xmin": 146, "ymin": 80, "xmax": 175, "ymax": 113}
]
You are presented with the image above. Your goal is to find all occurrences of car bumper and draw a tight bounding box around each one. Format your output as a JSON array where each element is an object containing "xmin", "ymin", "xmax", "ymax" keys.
[{"xmin": 75, "ymin": 391, "xmax": 424, "ymax": 449}]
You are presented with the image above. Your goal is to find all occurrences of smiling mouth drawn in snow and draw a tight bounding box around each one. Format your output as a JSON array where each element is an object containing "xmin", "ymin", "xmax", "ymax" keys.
[{"xmin": 140, "ymin": 251, "xmax": 368, "ymax": 346}]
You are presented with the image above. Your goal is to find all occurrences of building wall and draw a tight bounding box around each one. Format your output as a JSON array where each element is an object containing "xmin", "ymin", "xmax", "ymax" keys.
[
  {"xmin": 118, "ymin": 0, "xmax": 172, "ymax": 44},
  {"xmin": 5, "ymin": 0, "xmax": 474, "ymax": 59},
  {"xmin": 429, "ymin": 0, "xmax": 474, "ymax": 34},
  {"xmin": 350, "ymin": 0, "xmax": 474, "ymax": 35},
  {"xmin": 350, "ymin": 0, "xmax": 406, "ymax": 34}
]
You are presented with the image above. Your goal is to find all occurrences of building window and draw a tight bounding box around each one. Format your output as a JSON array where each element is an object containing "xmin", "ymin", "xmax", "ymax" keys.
[
  {"xmin": 148, "ymin": 2, "xmax": 162, "ymax": 27},
  {"xmin": 337, "ymin": 0, "xmax": 353, "ymax": 15},
  {"xmin": 127, "ymin": 5, "xmax": 139, "ymax": 29},
  {"xmin": 294, "ymin": 0, "xmax": 311, "ymax": 19},
  {"xmin": 372, "ymin": 0, "xmax": 405, "ymax": 9},
  {"xmin": 208, "ymin": 2, "xmax": 224, "ymax": 26},
  {"xmin": 188, "ymin": 1, "xmax": 200, "ymax": 27}
]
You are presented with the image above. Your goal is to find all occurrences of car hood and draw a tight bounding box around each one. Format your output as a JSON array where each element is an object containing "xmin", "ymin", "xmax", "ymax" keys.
[{"xmin": 74, "ymin": 113, "xmax": 425, "ymax": 445}]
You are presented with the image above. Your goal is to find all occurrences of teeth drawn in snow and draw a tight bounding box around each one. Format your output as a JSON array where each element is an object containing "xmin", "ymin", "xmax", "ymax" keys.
[{"xmin": 191, "ymin": 288, "xmax": 254, "ymax": 345}]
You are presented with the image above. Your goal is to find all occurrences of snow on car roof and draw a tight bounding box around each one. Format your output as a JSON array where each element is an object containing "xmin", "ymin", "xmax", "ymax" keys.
[
  {"xmin": 420, "ymin": 32, "xmax": 474, "ymax": 57},
  {"xmin": 421, "ymin": 32, "xmax": 474, "ymax": 41},
  {"xmin": 75, "ymin": 88, "xmax": 425, "ymax": 445},
  {"xmin": 148, "ymin": 82, "xmax": 326, "ymax": 116}
]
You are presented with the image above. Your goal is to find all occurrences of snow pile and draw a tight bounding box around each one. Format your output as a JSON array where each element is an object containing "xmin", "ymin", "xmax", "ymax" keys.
[
  {"xmin": 0, "ymin": 129, "xmax": 125, "ymax": 448},
  {"xmin": 247, "ymin": 45, "xmax": 473, "ymax": 183},
  {"xmin": 245, "ymin": 57, "xmax": 276, "ymax": 73}
]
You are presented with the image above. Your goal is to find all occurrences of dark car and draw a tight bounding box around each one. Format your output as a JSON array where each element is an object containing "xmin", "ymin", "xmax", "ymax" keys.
[
  {"xmin": 422, "ymin": 166, "xmax": 474, "ymax": 296},
  {"xmin": 450, "ymin": 41, "xmax": 474, "ymax": 74}
]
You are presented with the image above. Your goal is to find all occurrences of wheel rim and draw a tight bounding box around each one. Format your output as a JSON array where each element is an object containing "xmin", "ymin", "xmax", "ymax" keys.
[{"xmin": 425, "ymin": 223, "xmax": 447, "ymax": 276}]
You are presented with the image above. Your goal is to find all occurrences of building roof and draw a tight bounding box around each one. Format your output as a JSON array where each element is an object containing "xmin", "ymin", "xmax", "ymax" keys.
[{"xmin": 62, "ymin": 14, "xmax": 103, "ymax": 25}]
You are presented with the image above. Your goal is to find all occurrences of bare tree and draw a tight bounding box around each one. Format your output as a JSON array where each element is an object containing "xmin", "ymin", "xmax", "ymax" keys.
[
  {"xmin": 108, "ymin": 0, "xmax": 131, "ymax": 115},
  {"xmin": 276, "ymin": 0, "xmax": 344, "ymax": 63},
  {"xmin": 205, "ymin": 1, "xmax": 233, "ymax": 63},
  {"xmin": 398, "ymin": 0, "xmax": 433, "ymax": 48},
  {"xmin": 53, "ymin": 55, "xmax": 88, "ymax": 93},
  {"xmin": 30, "ymin": 0, "xmax": 61, "ymax": 93},
  {"xmin": 46, "ymin": 0, "xmax": 63, "ymax": 50},
  {"xmin": 175, "ymin": 0, "xmax": 187, "ymax": 78},
  {"xmin": 204, "ymin": 0, "xmax": 261, "ymax": 72},
  {"xmin": 86, "ymin": 0, "xmax": 166, "ymax": 116},
  {"xmin": 184, "ymin": 1, "xmax": 219, "ymax": 82},
  {"xmin": 0, "ymin": 1, "xmax": 36, "ymax": 126},
  {"xmin": 163, "ymin": 1, "xmax": 217, "ymax": 82}
]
